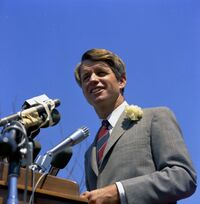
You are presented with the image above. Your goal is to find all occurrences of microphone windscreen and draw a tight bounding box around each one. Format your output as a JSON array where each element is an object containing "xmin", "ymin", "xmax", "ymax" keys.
[
  {"xmin": 51, "ymin": 147, "xmax": 73, "ymax": 169},
  {"xmin": 41, "ymin": 109, "xmax": 61, "ymax": 128}
]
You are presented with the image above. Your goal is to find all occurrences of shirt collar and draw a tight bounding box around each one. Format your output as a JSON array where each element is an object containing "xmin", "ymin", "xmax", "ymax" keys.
[{"xmin": 106, "ymin": 101, "xmax": 128, "ymax": 128}]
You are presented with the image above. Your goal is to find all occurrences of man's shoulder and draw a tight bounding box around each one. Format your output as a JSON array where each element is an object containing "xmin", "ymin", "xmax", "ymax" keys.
[
  {"xmin": 142, "ymin": 106, "xmax": 176, "ymax": 121},
  {"xmin": 143, "ymin": 106, "xmax": 171, "ymax": 112}
]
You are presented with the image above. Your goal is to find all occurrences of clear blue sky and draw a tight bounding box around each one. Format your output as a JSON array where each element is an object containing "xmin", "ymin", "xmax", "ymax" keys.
[{"xmin": 0, "ymin": 0, "xmax": 199, "ymax": 203}]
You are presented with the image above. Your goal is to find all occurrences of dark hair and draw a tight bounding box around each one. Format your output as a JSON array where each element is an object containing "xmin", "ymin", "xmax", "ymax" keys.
[{"xmin": 74, "ymin": 48, "xmax": 126, "ymax": 88}]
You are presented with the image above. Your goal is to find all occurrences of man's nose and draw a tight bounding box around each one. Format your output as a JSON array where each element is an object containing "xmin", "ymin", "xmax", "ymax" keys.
[{"xmin": 90, "ymin": 73, "xmax": 98, "ymax": 82}]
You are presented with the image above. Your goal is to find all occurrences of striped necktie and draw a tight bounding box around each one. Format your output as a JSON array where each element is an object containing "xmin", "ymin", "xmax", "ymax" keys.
[{"xmin": 96, "ymin": 120, "xmax": 110, "ymax": 166}]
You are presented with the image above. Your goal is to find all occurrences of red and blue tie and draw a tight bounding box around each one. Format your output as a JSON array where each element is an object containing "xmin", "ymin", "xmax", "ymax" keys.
[{"xmin": 96, "ymin": 120, "xmax": 110, "ymax": 167}]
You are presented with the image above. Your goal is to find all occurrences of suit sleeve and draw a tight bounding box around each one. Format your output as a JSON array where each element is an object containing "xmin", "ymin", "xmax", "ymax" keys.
[{"xmin": 121, "ymin": 107, "xmax": 197, "ymax": 204}]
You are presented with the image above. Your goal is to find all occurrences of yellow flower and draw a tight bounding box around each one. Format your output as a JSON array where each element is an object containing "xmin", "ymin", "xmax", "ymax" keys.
[{"xmin": 125, "ymin": 105, "xmax": 143, "ymax": 121}]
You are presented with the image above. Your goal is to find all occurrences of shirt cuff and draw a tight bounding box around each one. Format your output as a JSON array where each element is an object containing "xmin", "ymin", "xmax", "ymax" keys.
[{"xmin": 116, "ymin": 182, "xmax": 127, "ymax": 204}]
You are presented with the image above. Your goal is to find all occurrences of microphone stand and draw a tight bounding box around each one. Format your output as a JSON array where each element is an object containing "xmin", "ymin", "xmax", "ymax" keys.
[
  {"xmin": 7, "ymin": 157, "xmax": 20, "ymax": 204},
  {"xmin": 0, "ymin": 122, "xmax": 28, "ymax": 204},
  {"xmin": 0, "ymin": 95, "xmax": 61, "ymax": 204}
]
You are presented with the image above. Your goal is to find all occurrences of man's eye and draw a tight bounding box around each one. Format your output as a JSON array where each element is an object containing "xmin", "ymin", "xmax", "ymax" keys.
[
  {"xmin": 97, "ymin": 71, "xmax": 106, "ymax": 76},
  {"xmin": 82, "ymin": 75, "xmax": 90, "ymax": 82}
]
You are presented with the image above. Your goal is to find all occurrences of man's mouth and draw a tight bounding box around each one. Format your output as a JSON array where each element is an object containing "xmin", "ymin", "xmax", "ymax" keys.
[{"xmin": 90, "ymin": 87, "xmax": 104, "ymax": 94}]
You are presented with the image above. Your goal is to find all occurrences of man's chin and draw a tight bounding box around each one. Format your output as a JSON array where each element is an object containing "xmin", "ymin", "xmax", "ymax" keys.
[{"xmin": 90, "ymin": 96, "xmax": 107, "ymax": 106}]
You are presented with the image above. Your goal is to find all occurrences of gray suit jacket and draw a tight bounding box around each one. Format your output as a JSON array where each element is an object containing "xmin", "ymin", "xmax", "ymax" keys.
[{"xmin": 84, "ymin": 107, "xmax": 197, "ymax": 204}]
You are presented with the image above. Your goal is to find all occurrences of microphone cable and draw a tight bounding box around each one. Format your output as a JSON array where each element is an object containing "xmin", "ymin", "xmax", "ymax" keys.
[{"xmin": 28, "ymin": 171, "xmax": 48, "ymax": 204}]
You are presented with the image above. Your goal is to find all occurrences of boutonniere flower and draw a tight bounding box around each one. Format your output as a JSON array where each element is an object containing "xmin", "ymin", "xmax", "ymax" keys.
[{"xmin": 125, "ymin": 105, "xmax": 143, "ymax": 121}]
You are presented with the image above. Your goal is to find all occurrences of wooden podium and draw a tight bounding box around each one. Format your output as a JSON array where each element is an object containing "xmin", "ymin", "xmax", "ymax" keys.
[{"xmin": 0, "ymin": 162, "xmax": 87, "ymax": 204}]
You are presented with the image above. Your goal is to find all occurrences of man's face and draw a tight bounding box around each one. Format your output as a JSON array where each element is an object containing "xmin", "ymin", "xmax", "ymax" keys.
[{"xmin": 79, "ymin": 60, "xmax": 126, "ymax": 108}]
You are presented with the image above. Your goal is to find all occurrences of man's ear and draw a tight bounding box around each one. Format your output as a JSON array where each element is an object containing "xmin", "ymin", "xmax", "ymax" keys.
[{"xmin": 119, "ymin": 73, "xmax": 127, "ymax": 89}]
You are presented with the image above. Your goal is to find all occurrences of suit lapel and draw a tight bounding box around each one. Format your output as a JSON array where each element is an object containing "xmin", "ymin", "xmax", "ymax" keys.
[
  {"xmin": 90, "ymin": 111, "xmax": 134, "ymax": 174},
  {"xmin": 99, "ymin": 111, "xmax": 133, "ymax": 168},
  {"xmin": 90, "ymin": 144, "xmax": 99, "ymax": 176}
]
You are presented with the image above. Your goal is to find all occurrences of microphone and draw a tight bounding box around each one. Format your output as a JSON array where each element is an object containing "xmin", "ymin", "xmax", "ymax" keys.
[
  {"xmin": 48, "ymin": 126, "xmax": 89, "ymax": 155},
  {"xmin": 48, "ymin": 147, "xmax": 73, "ymax": 176},
  {"xmin": 33, "ymin": 127, "xmax": 89, "ymax": 173},
  {"xmin": 0, "ymin": 94, "xmax": 61, "ymax": 128}
]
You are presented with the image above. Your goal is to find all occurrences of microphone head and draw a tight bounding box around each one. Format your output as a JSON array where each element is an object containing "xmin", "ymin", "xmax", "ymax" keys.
[
  {"xmin": 72, "ymin": 126, "xmax": 89, "ymax": 145},
  {"xmin": 53, "ymin": 99, "xmax": 61, "ymax": 108},
  {"xmin": 81, "ymin": 126, "xmax": 89, "ymax": 138},
  {"xmin": 41, "ymin": 109, "xmax": 61, "ymax": 128},
  {"xmin": 51, "ymin": 147, "xmax": 73, "ymax": 169}
]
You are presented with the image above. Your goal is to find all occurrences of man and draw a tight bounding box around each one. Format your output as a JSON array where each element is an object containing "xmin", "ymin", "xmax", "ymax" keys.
[{"xmin": 74, "ymin": 48, "xmax": 196, "ymax": 204}]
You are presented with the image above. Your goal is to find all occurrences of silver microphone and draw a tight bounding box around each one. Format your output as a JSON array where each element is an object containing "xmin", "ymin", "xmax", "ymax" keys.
[
  {"xmin": 48, "ymin": 126, "xmax": 89, "ymax": 155},
  {"xmin": 33, "ymin": 127, "xmax": 89, "ymax": 173}
]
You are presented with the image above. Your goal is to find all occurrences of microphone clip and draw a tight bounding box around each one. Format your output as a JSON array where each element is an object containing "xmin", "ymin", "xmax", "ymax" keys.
[{"xmin": 32, "ymin": 152, "xmax": 53, "ymax": 173}]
